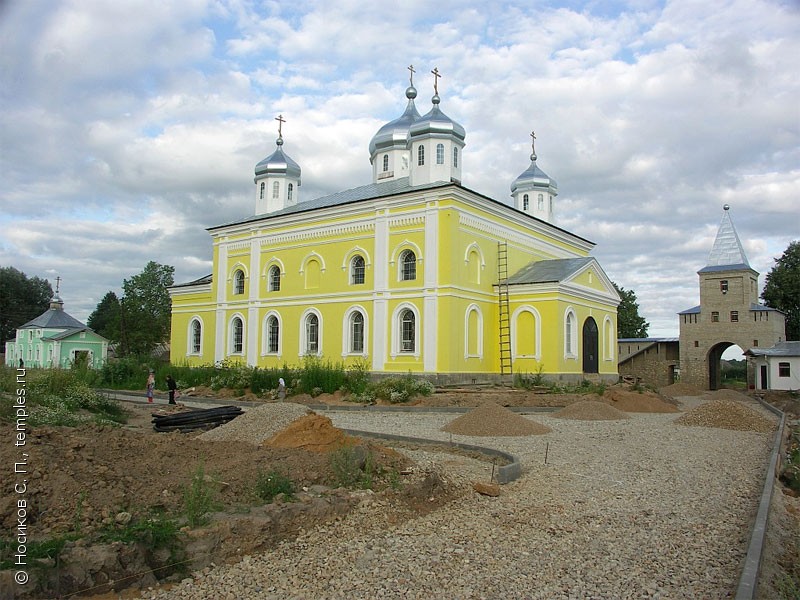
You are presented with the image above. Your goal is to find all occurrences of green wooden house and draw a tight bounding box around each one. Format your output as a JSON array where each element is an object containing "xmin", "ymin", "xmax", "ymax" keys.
[{"xmin": 4, "ymin": 295, "xmax": 108, "ymax": 369}]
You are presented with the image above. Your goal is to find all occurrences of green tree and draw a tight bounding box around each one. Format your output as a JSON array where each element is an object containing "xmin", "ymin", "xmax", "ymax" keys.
[
  {"xmin": 762, "ymin": 240, "xmax": 800, "ymax": 340},
  {"xmin": 613, "ymin": 282, "xmax": 650, "ymax": 338},
  {"xmin": 118, "ymin": 262, "xmax": 175, "ymax": 356},
  {"xmin": 0, "ymin": 267, "xmax": 53, "ymax": 346},
  {"xmin": 87, "ymin": 291, "xmax": 121, "ymax": 341}
]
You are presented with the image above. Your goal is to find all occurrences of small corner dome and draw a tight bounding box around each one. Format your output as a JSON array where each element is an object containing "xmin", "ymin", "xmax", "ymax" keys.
[
  {"xmin": 409, "ymin": 94, "xmax": 466, "ymax": 141},
  {"xmin": 369, "ymin": 85, "xmax": 421, "ymax": 156},
  {"xmin": 511, "ymin": 157, "xmax": 557, "ymax": 193},
  {"xmin": 255, "ymin": 137, "xmax": 301, "ymax": 178}
]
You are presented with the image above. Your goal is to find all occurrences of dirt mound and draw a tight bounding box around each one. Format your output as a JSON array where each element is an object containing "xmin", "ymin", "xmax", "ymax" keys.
[
  {"xmin": 660, "ymin": 382, "xmax": 705, "ymax": 398},
  {"xmin": 198, "ymin": 402, "xmax": 310, "ymax": 444},
  {"xmin": 675, "ymin": 400, "xmax": 775, "ymax": 433},
  {"xmin": 441, "ymin": 401, "xmax": 551, "ymax": 436},
  {"xmin": 264, "ymin": 414, "xmax": 357, "ymax": 452},
  {"xmin": 603, "ymin": 388, "xmax": 679, "ymax": 413},
  {"xmin": 552, "ymin": 400, "xmax": 630, "ymax": 421}
]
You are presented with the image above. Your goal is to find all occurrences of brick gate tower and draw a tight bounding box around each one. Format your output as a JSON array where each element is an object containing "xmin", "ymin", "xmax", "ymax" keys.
[{"xmin": 678, "ymin": 205, "xmax": 785, "ymax": 390}]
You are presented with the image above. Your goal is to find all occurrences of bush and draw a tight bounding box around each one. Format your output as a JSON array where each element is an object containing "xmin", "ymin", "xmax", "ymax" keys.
[
  {"xmin": 370, "ymin": 373, "xmax": 434, "ymax": 403},
  {"xmin": 329, "ymin": 445, "xmax": 375, "ymax": 489},
  {"xmin": 182, "ymin": 463, "xmax": 221, "ymax": 527}
]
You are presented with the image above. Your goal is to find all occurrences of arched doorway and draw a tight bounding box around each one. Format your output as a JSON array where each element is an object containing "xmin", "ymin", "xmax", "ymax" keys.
[
  {"xmin": 583, "ymin": 317, "xmax": 598, "ymax": 374},
  {"xmin": 707, "ymin": 342, "xmax": 744, "ymax": 390}
]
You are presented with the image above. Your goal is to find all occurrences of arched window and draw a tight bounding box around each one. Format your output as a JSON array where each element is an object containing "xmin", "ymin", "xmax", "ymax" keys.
[
  {"xmin": 523, "ymin": 194, "xmax": 529, "ymax": 211},
  {"xmin": 382, "ymin": 155, "xmax": 389, "ymax": 172},
  {"xmin": 231, "ymin": 317, "xmax": 244, "ymax": 354},
  {"xmin": 272, "ymin": 181, "xmax": 279, "ymax": 198},
  {"xmin": 233, "ymin": 269, "xmax": 245, "ymax": 295},
  {"xmin": 417, "ymin": 145, "xmax": 425, "ymax": 166},
  {"xmin": 190, "ymin": 319, "xmax": 202, "ymax": 354},
  {"xmin": 400, "ymin": 250, "xmax": 416, "ymax": 281},
  {"xmin": 351, "ymin": 255, "xmax": 365, "ymax": 285},
  {"xmin": 453, "ymin": 146, "xmax": 458, "ymax": 168},
  {"xmin": 259, "ymin": 182, "xmax": 265, "ymax": 200},
  {"xmin": 538, "ymin": 193, "xmax": 544, "ymax": 210},
  {"xmin": 268, "ymin": 265, "xmax": 281, "ymax": 292},
  {"xmin": 266, "ymin": 315, "xmax": 279, "ymax": 354},
  {"xmin": 565, "ymin": 310, "xmax": 576, "ymax": 356},
  {"xmin": 305, "ymin": 313, "xmax": 319, "ymax": 355},
  {"xmin": 436, "ymin": 143, "xmax": 444, "ymax": 164},
  {"xmin": 400, "ymin": 309, "xmax": 415, "ymax": 352},
  {"xmin": 287, "ymin": 183, "xmax": 293, "ymax": 202},
  {"xmin": 350, "ymin": 311, "xmax": 364, "ymax": 353}
]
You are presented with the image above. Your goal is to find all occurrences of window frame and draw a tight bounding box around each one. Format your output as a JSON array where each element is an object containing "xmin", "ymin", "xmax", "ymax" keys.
[
  {"xmin": 417, "ymin": 145, "xmax": 424, "ymax": 166},
  {"xmin": 266, "ymin": 315, "xmax": 280, "ymax": 354},
  {"xmin": 233, "ymin": 269, "xmax": 245, "ymax": 295},
  {"xmin": 400, "ymin": 309, "xmax": 415, "ymax": 353},
  {"xmin": 268, "ymin": 265, "xmax": 281, "ymax": 292},
  {"xmin": 230, "ymin": 316, "xmax": 244, "ymax": 355},
  {"xmin": 778, "ymin": 362, "xmax": 790, "ymax": 377},
  {"xmin": 436, "ymin": 143, "xmax": 444, "ymax": 164},
  {"xmin": 350, "ymin": 255, "xmax": 366, "ymax": 285},
  {"xmin": 190, "ymin": 318, "xmax": 202, "ymax": 354},
  {"xmin": 400, "ymin": 250, "xmax": 417, "ymax": 281},
  {"xmin": 350, "ymin": 311, "xmax": 365, "ymax": 353}
]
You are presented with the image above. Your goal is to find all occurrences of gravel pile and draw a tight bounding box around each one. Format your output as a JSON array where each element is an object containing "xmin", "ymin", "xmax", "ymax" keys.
[
  {"xmin": 603, "ymin": 388, "xmax": 679, "ymax": 413},
  {"xmin": 552, "ymin": 400, "xmax": 629, "ymax": 420},
  {"xmin": 141, "ymin": 409, "xmax": 774, "ymax": 600},
  {"xmin": 441, "ymin": 401, "xmax": 551, "ymax": 436},
  {"xmin": 674, "ymin": 399, "xmax": 776, "ymax": 433},
  {"xmin": 660, "ymin": 382, "xmax": 705, "ymax": 397},
  {"xmin": 197, "ymin": 402, "xmax": 311, "ymax": 445}
]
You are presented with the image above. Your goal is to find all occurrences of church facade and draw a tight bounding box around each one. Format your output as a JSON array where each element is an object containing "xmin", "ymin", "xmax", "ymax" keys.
[{"xmin": 169, "ymin": 70, "xmax": 620, "ymax": 383}]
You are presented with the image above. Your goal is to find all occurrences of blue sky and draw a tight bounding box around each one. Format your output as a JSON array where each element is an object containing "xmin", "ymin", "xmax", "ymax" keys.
[{"xmin": 1, "ymin": 0, "xmax": 798, "ymax": 345}]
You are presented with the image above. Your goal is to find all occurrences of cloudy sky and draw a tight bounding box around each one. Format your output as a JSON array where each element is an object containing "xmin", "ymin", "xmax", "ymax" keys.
[{"xmin": 1, "ymin": 0, "xmax": 798, "ymax": 347}]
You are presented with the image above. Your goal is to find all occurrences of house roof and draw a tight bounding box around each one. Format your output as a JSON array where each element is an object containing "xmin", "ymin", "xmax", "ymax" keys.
[
  {"xmin": 21, "ymin": 306, "xmax": 86, "ymax": 329},
  {"xmin": 745, "ymin": 341, "xmax": 800, "ymax": 357},
  {"xmin": 44, "ymin": 327, "xmax": 106, "ymax": 342},
  {"xmin": 678, "ymin": 303, "xmax": 782, "ymax": 315},
  {"xmin": 171, "ymin": 274, "xmax": 213, "ymax": 289},
  {"xmin": 507, "ymin": 257, "xmax": 593, "ymax": 285}
]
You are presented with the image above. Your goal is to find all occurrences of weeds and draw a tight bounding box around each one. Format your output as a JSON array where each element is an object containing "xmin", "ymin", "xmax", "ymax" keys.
[
  {"xmin": 329, "ymin": 444, "xmax": 375, "ymax": 489},
  {"xmin": 254, "ymin": 470, "xmax": 295, "ymax": 503},
  {"xmin": 182, "ymin": 463, "xmax": 222, "ymax": 527}
]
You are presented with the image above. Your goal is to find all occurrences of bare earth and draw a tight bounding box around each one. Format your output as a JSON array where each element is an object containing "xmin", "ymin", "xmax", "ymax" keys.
[{"xmin": 1, "ymin": 385, "xmax": 797, "ymax": 599}]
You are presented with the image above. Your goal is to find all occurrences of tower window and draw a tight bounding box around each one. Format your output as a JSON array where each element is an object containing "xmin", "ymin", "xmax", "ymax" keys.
[
  {"xmin": 523, "ymin": 194, "xmax": 529, "ymax": 211},
  {"xmin": 272, "ymin": 181, "xmax": 279, "ymax": 199},
  {"xmin": 418, "ymin": 145, "xmax": 424, "ymax": 166},
  {"xmin": 288, "ymin": 183, "xmax": 293, "ymax": 202},
  {"xmin": 730, "ymin": 311, "xmax": 738, "ymax": 322},
  {"xmin": 383, "ymin": 155, "xmax": 389, "ymax": 172},
  {"xmin": 453, "ymin": 147, "xmax": 458, "ymax": 168},
  {"xmin": 711, "ymin": 311, "xmax": 719, "ymax": 322},
  {"xmin": 436, "ymin": 143, "xmax": 444, "ymax": 165},
  {"xmin": 260, "ymin": 182, "xmax": 265, "ymax": 200},
  {"xmin": 538, "ymin": 194, "xmax": 544, "ymax": 210},
  {"xmin": 720, "ymin": 280, "xmax": 728, "ymax": 293}
]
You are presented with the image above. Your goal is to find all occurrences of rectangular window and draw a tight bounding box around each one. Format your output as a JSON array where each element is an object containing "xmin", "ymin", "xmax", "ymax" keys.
[
  {"xmin": 711, "ymin": 311, "xmax": 719, "ymax": 322},
  {"xmin": 779, "ymin": 362, "xmax": 790, "ymax": 377},
  {"xmin": 730, "ymin": 311, "xmax": 738, "ymax": 322},
  {"xmin": 720, "ymin": 280, "xmax": 728, "ymax": 293},
  {"xmin": 694, "ymin": 341, "xmax": 699, "ymax": 347}
]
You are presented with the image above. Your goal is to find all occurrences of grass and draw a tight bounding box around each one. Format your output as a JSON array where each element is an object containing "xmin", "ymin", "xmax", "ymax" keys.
[{"xmin": 182, "ymin": 462, "xmax": 222, "ymax": 527}]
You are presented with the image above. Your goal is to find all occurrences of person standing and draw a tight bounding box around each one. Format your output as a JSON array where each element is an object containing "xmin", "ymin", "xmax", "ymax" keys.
[
  {"xmin": 166, "ymin": 374, "xmax": 178, "ymax": 405},
  {"xmin": 277, "ymin": 377, "xmax": 286, "ymax": 400},
  {"xmin": 146, "ymin": 369, "xmax": 155, "ymax": 403}
]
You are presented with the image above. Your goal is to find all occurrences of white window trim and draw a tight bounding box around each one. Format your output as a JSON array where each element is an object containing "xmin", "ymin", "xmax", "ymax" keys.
[
  {"xmin": 187, "ymin": 316, "xmax": 204, "ymax": 356},
  {"xmin": 341, "ymin": 246, "xmax": 372, "ymax": 271},
  {"xmin": 262, "ymin": 310, "xmax": 282, "ymax": 357},
  {"xmin": 512, "ymin": 306, "xmax": 541, "ymax": 359},
  {"xmin": 228, "ymin": 313, "xmax": 246, "ymax": 356},
  {"xmin": 342, "ymin": 305, "xmax": 369, "ymax": 358},
  {"xmin": 230, "ymin": 263, "xmax": 249, "ymax": 296},
  {"xmin": 564, "ymin": 308, "xmax": 578, "ymax": 359},
  {"xmin": 391, "ymin": 302, "xmax": 420, "ymax": 358},
  {"xmin": 299, "ymin": 307, "xmax": 323, "ymax": 357},
  {"xmin": 464, "ymin": 304, "xmax": 484, "ymax": 359}
]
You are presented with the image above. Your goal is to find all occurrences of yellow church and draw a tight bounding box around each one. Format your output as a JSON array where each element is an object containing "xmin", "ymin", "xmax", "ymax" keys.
[{"xmin": 169, "ymin": 68, "xmax": 620, "ymax": 384}]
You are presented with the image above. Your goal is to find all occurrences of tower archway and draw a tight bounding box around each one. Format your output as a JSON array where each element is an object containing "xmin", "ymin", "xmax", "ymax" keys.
[{"xmin": 707, "ymin": 342, "xmax": 735, "ymax": 390}]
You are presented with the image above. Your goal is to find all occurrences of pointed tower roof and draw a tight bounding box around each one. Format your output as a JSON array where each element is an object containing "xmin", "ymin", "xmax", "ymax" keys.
[{"xmin": 699, "ymin": 204, "xmax": 752, "ymax": 273}]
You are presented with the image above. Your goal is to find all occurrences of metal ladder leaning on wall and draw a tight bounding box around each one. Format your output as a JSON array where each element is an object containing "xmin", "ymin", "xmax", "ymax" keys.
[{"xmin": 497, "ymin": 242, "xmax": 512, "ymax": 376}]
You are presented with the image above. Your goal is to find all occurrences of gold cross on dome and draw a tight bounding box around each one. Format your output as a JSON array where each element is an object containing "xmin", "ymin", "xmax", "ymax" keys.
[
  {"xmin": 408, "ymin": 64, "xmax": 415, "ymax": 85},
  {"xmin": 275, "ymin": 114, "xmax": 286, "ymax": 137},
  {"xmin": 431, "ymin": 67, "xmax": 441, "ymax": 95}
]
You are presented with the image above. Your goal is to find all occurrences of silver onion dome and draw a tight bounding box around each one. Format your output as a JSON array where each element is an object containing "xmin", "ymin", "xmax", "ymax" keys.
[
  {"xmin": 511, "ymin": 152, "xmax": 557, "ymax": 193},
  {"xmin": 255, "ymin": 137, "xmax": 301, "ymax": 178},
  {"xmin": 408, "ymin": 93, "xmax": 466, "ymax": 141},
  {"xmin": 368, "ymin": 85, "xmax": 421, "ymax": 156}
]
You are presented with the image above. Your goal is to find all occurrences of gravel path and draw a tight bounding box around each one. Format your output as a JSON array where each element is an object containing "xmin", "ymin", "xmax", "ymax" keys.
[{"xmin": 141, "ymin": 400, "xmax": 776, "ymax": 599}]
